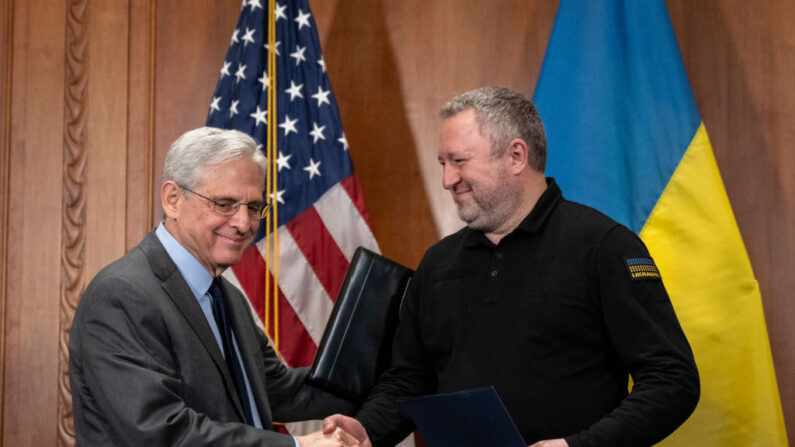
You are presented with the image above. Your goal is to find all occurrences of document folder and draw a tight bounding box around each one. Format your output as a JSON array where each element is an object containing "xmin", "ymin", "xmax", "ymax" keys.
[
  {"xmin": 309, "ymin": 247, "xmax": 413, "ymax": 402},
  {"xmin": 396, "ymin": 387, "xmax": 526, "ymax": 447}
]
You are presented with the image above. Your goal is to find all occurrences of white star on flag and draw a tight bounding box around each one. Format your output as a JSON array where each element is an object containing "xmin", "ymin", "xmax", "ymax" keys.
[
  {"xmin": 242, "ymin": 27, "xmax": 256, "ymax": 46},
  {"xmin": 286, "ymin": 81, "xmax": 304, "ymax": 101},
  {"xmin": 294, "ymin": 9, "xmax": 311, "ymax": 30},
  {"xmin": 270, "ymin": 188, "xmax": 286, "ymax": 204},
  {"xmin": 290, "ymin": 45, "xmax": 306, "ymax": 65},
  {"xmin": 235, "ymin": 64, "xmax": 247, "ymax": 83},
  {"xmin": 303, "ymin": 158, "xmax": 321, "ymax": 179},
  {"xmin": 312, "ymin": 86, "xmax": 331, "ymax": 106},
  {"xmin": 250, "ymin": 106, "xmax": 267, "ymax": 126},
  {"xmin": 209, "ymin": 96, "xmax": 221, "ymax": 113},
  {"xmin": 220, "ymin": 61, "xmax": 232, "ymax": 78},
  {"xmin": 310, "ymin": 122, "xmax": 326, "ymax": 143},
  {"xmin": 338, "ymin": 133, "xmax": 349, "ymax": 151},
  {"xmin": 274, "ymin": 3, "xmax": 287, "ymax": 21},
  {"xmin": 264, "ymin": 40, "xmax": 281, "ymax": 56},
  {"xmin": 279, "ymin": 115, "xmax": 298, "ymax": 136},
  {"xmin": 276, "ymin": 151, "xmax": 292, "ymax": 171}
]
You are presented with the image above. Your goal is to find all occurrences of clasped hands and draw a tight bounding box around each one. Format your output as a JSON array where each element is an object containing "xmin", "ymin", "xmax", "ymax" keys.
[{"xmin": 295, "ymin": 423, "xmax": 362, "ymax": 447}]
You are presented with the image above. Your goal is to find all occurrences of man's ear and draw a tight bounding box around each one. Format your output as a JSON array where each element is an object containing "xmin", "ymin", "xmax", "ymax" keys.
[
  {"xmin": 507, "ymin": 138, "xmax": 529, "ymax": 174},
  {"xmin": 161, "ymin": 181, "xmax": 183, "ymax": 219}
]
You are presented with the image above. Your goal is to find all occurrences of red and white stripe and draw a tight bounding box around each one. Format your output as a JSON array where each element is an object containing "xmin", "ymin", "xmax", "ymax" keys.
[{"xmin": 227, "ymin": 175, "xmax": 378, "ymax": 366}]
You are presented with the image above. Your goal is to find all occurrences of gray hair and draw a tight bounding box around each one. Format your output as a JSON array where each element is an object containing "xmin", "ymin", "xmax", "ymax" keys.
[
  {"xmin": 163, "ymin": 127, "xmax": 268, "ymax": 188},
  {"xmin": 440, "ymin": 86, "xmax": 547, "ymax": 172}
]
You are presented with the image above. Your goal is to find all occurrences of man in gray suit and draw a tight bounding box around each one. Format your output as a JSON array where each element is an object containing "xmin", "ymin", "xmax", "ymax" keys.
[{"xmin": 69, "ymin": 127, "xmax": 359, "ymax": 446}]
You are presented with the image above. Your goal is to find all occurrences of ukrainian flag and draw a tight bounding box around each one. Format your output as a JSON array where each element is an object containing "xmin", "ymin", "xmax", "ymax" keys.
[{"xmin": 533, "ymin": 1, "xmax": 788, "ymax": 445}]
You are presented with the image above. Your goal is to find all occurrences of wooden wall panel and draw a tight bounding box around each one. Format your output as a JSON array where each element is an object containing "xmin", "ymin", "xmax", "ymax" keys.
[
  {"xmin": 0, "ymin": 0, "xmax": 12, "ymax": 439},
  {"xmin": 84, "ymin": 0, "xmax": 130, "ymax": 272},
  {"xmin": 1, "ymin": 0, "xmax": 140, "ymax": 445},
  {"xmin": 152, "ymin": 0, "xmax": 241, "ymax": 227},
  {"xmin": 125, "ymin": 0, "xmax": 156, "ymax": 251},
  {"xmin": 3, "ymin": 1, "xmax": 66, "ymax": 445}
]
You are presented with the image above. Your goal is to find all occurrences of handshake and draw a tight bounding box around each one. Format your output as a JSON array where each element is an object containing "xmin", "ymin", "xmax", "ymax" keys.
[{"xmin": 295, "ymin": 415, "xmax": 370, "ymax": 447}]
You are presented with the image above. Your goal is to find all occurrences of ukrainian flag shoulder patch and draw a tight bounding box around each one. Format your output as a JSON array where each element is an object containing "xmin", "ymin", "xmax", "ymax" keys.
[{"xmin": 625, "ymin": 257, "xmax": 661, "ymax": 280}]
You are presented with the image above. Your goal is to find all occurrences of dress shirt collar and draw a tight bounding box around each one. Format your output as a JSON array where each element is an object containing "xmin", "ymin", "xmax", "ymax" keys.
[{"xmin": 155, "ymin": 222, "xmax": 214, "ymax": 299}]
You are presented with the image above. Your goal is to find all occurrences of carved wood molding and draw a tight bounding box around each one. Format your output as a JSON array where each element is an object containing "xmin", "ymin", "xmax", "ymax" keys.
[{"xmin": 58, "ymin": 0, "xmax": 88, "ymax": 445}]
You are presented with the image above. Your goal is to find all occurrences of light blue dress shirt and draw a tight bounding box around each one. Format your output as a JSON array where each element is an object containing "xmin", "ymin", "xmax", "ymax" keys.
[{"xmin": 155, "ymin": 223, "xmax": 265, "ymax": 429}]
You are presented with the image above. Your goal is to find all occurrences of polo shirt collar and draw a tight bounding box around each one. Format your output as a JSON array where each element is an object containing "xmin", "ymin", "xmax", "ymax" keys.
[{"xmin": 462, "ymin": 177, "xmax": 562, "ymax": 247}]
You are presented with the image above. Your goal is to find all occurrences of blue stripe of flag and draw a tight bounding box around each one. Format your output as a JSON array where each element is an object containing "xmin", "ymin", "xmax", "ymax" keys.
[{"xmin": 532, "ymin": 0, "xmax": 701, "ymax": 233}]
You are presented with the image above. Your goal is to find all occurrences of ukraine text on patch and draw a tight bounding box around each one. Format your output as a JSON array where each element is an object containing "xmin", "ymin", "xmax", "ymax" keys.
[{"xmin": 625, "ymin": 257, "xmax": 661, "ymax": 280}]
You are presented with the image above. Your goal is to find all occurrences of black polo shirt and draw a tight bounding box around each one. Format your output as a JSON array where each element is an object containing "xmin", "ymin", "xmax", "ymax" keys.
[{"xmin": 358, "ymin": 178, "xmax": 699, "ymax": 447}]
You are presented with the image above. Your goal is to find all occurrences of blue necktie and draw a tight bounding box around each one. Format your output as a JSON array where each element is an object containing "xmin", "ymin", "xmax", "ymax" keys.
[{"xmin": 209, "ymin": 278, "xmax": 254, "ymax": 424}]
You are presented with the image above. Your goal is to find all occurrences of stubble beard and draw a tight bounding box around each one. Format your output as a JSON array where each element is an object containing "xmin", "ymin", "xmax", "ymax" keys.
[{"xmin": 455, "ymin": 180, "xmax": 517, "ymax": 233}]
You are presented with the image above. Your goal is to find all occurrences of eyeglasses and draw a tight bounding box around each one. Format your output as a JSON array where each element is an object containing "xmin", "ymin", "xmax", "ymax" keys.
[{"xmin": 180, "ymin": 186, "xmax": 272, "ymax": 220}]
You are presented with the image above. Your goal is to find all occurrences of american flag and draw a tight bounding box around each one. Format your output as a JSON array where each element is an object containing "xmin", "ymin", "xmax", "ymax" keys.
[{"xmin": 206, "ymin": 0, "xmax": 379, "ymax": 369}]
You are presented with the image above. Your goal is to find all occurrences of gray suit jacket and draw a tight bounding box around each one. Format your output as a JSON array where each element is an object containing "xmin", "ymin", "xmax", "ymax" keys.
[{"xmin": 69, "ymin": 231, "xmax": 354, "ymax": 446}]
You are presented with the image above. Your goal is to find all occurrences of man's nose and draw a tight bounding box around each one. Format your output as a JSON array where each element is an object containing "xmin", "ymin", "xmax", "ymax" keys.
[
  {"xmin": 228, "ymin": 205, "xmax": 254, "ymax": 231},
  {"xmin": 442, "ymin": 164, "xmax": 460, "ymax": 190}
]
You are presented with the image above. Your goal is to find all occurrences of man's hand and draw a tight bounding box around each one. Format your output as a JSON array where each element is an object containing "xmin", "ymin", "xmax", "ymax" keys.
[
  {"xmin": 322, "ymin": 414, "xmax": 372, "ymax": 447},
  {"xmin": 529, "ymin": 439, "xmax": 569, "ymax": 447},
  {"xmin": 295, "ymin": 427, "xmax": 360, "ymax": 447}
]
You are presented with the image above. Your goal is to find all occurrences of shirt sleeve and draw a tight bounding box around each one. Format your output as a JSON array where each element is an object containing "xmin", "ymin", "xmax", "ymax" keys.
[{"xmin": 566, "ymin": 225, "xmax": 700, "ymax": 447}]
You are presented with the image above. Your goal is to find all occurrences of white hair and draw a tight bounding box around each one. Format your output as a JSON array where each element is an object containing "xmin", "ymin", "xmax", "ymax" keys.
[{"xmin": 163, "ymin": 127, "xmax": 267, "ymax": 188}]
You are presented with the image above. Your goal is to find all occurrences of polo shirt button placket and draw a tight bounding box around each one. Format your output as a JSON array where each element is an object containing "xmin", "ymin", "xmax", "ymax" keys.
[
  {"xmin": 492, "ymin": 250, "xmax": 503, "ymax": 277},
  {"xmin": 485, "ymin": 249, "xmax": 503, "ymax": 303}
]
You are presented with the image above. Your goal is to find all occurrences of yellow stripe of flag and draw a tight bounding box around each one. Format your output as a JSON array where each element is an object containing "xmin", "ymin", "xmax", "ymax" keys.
[{"xmin": 643, "ymin": 124, "xmax": 787, "ymax": 445}]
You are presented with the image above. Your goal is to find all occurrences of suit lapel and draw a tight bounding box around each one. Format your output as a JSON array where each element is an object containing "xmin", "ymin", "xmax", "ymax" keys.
[{"xmin": 139, "ymin": 231, "xmax": 248, "ymax": 422}]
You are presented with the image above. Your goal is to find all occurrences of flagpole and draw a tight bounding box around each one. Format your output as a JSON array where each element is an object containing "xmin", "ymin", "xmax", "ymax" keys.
[{"xmin": 266, "ymin": 0, "xmax": 279, "ymax": 351}]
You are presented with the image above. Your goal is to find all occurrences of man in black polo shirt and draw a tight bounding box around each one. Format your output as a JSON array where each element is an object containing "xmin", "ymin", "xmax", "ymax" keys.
[{"xmin": 324, "ymin": 87, "xmax": 699, "ymax": 447}]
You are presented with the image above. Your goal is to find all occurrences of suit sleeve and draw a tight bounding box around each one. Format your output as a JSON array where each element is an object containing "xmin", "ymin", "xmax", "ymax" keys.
[
  {"xmin": 565, "ymin": 226, "xmax": 700, "ymax": 447},
  {"xmin": 69, "ymin": 275, "xmax": 296, "ymax": 447}
]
